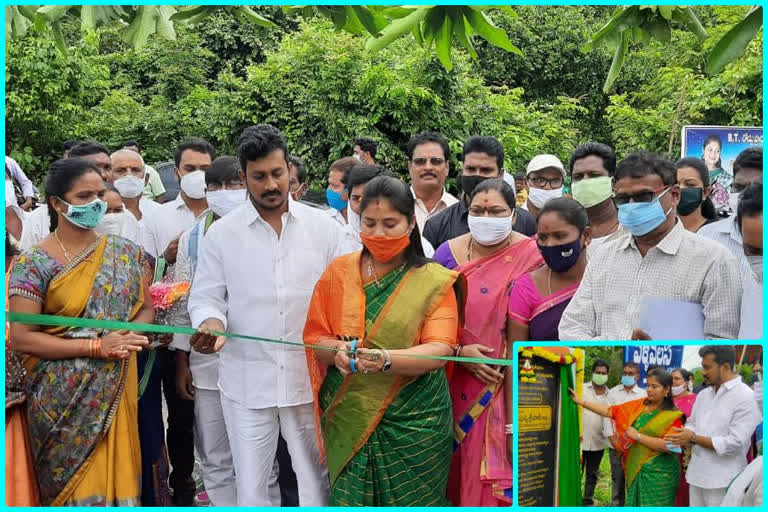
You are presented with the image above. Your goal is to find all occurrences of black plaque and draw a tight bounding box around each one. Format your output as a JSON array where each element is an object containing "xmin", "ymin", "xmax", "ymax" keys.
[{"xmin": 517, "ymin": 355, "xmax": 560, "ymax": 507}]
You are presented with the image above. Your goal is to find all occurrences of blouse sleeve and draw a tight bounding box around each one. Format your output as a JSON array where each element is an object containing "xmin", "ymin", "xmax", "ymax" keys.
[
  {"xmin": 420, "ymin": 287, "xmax": 459, "ymax": 346},
  {"xmin": 507, "ymin": 272, "xmax": 538, "ymax": 325},
  {"xmin": 8, "ymin": 250, "xmax": 52, "ymax": 303}
]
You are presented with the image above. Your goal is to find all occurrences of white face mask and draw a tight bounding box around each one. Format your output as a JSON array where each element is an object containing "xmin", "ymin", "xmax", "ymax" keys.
[
  {"xmin": 207, "ymin": 189, "xmax": 246, "ymax": 217},
  {"xmin": 5, "ymin": 179, "xmax": 17, "ymax": 207},
  {"xmin": 528, "ymin": 186, "xmax": 563, "ymax": 208},
  {"xmin": 729, "ymin": 191, "xmax": 741, "ymax": 213},
  {"xmin": 113, "ymin": 174, "xmax": 146, "ymax": 199},
  {"xmin": 347, "ymin": 208, "xmax": 361, "ymax": 234},
  {"xmin": 180, "ymin": 170, "xmax": 207, "ymax": 199},
  {"xmin": 468, "ymin": 214, "xmax": 513, "ymax": 246},
  {"xmin": 671, "ymin": 384, "xmax": 686, "ymax": 397},
  {"xmin": 96, "ymin": 212, "xmax": 126, "ymax": 236},
  {"xmin": 747, "ymin": 255, "xmax": 762, "ymax": 284}
]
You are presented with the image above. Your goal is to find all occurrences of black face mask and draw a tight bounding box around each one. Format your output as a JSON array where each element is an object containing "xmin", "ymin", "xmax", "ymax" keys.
[
  {"xmin": 676, "ymin": 187, "xmax": 704, "ymax": 216},
  {"xmin": 460, "ymin": 175, "xmax": 490, "ymax": 197}
]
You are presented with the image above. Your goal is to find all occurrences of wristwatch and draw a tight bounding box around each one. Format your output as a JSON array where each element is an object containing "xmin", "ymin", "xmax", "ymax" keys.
[{"xmin": 382, "ymin": 350, "xmax": 392, "ymax": 373}]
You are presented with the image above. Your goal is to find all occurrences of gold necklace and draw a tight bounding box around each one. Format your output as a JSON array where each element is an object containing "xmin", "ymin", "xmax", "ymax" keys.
[
  {"xmin": 53, "ymin": 230, "xmax": 72, "ymax": 262},
  {"xmin": 468, "ymin": 236, "xmax": 511, "ymax": 262},
  {"xmin": 367, "ymin": 254, "xmax": 405, "ymax": 287}
]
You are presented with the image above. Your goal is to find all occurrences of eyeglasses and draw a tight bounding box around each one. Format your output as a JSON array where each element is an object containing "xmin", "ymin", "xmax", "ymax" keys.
[
  {"xmin": 411, "ymin": 157, "xmax": 445, "ymax": 166},
  {"xmin": 529, "ymin": 176, "xmax": 563, "ymax": 188},
  {"xmin": 613, "ymin": 185, "xmax": 670, "ymax": 206}
]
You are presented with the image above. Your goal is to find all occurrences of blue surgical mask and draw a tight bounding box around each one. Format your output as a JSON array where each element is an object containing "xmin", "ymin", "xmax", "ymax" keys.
[
  {"xmin": 58, "ymin": 197, "xmax": 107, "ymax": 229},
  {"xmin": 621, "ymin": 375, "xmax": 636, "ymax": 387},
  {"xmin": 326, "ymin": 188, "xmax": 348, "ymax": 212},
  {"xmin": 617, "ymin": 187, "xmax": 673, "ymax": 236}
]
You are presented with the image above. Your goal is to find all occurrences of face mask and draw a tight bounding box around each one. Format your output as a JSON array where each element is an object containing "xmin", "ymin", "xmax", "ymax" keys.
[
  {"xmin": 538, "ymin": 238, "xmax": 583, "ymax": 273},
  {"xmin": 180, "ymin": 170, "xmax": 207, "ymax": 199},
  {"xmin": 347, "ymin": 208, "xmax": 361, "ymax": 234},
  {"xmin": 572, "ymin": 176, "xmax": 613, "ymax": 208},
  {"xmin": 468, "ymin": 215, "xmax": 513, "ymax": 246},
  {"xmin": 326, "ymin": 188, "xmax": 348, "ymax": 212},
  {"xmin": 617, "ymin": 187, "xmax": 673, "ymax": 236},
  {"xmin": 352, "ymin": 153, "xmax": 362, "ymax": 162},
  {"xmin": 113, "ymin": 175, "xmax": 146, "ymax": 199},
  {"xmin": 621, "ymin": 375, "xmax": 636, "ymax": 387},
  {"xmin": 729, "ymin": 192, "xmax": 741, "ymax": 213},
  {"xmin": 57, "ymin": 197, "xmax": 107, "ymax": 229},
  {"xmin": 528, "ymin": 186, "xmax": 563, "ymax": 208},
  {"xmin": 671, "ymin": 384, "xmax": 686, "ymax": 397},
  {"xmin": 747, "ymin": 255, "xmax": 762, "ymax": 284},
  {"xmin": 207, "ymin": 189, "xmax": 245, "ymax": 218},
  {"xmin": 5, "ymin": 179, "xmax": 17, "ymax": 207},
  {"xmin": 676, "ymin": 188, "xmax": 703, "ymax": 216},
  {"xmin": 97, "ymin": 212, "xmax": 126, "ymax": 236},
  {"xmin": 460, "ymin": 175, "xmax": 491, "ymax": 197},
  {"xmin": 592, "ymin": 374, "xmax": 608, "ymax": 386},
  {"xmin": 361, "ymin": 231, "xmax": 411, "ymax": 263}
]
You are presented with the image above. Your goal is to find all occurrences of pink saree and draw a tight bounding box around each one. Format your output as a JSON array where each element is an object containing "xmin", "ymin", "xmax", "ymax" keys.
[{"xmin": 447, "ymin": 237, "xmax": 542, "ymax": 506}]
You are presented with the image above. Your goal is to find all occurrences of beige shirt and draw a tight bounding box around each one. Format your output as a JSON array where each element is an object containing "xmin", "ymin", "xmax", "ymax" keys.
[
  {"xmin": 559, "ymin": 220, "xmax": 742, "ymax": 340},
  {"xmin": 411, "ymin": 186, "xmax": 458, "ymax": 233},
  {"xmin": 581, "ymin": 381, "xmax": 611, "ymax": 451}
]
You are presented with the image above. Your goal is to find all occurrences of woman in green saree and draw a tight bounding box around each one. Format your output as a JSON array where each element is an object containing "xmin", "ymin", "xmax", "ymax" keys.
[
  {"xmin": 570, "ymin": 367, "xmax": 683, "ymax": 506},
  {"xmin": 304, "ymin": 176, "xmax": 464, "ymax": 506}
]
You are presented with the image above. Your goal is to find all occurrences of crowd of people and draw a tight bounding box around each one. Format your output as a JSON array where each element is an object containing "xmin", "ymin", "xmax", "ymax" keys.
[
  {"xmin": 3, "ymin": 122, "xmax": 762, "ymax": 506},
  {"xmin": 574, "ymin": 346, "xmax": 762, "ymax": 507}
]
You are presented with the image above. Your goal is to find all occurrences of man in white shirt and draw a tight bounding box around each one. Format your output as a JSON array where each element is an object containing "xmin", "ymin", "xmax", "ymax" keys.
[
  {"xmin": 5, "ymin": 156, "xmax": 37, "ymax": 211},
  {"xmin": 110, "ymin": 149, "xmax": 163, "ymax": 255},
  {"xmin": 20, "ymin": 141, "xmax": 114, "ymax": 250},
  {"xmin": 325, "ymin": 157, "xmax": 357, "ymax": 226},
  {"xmin": 605, "ymin": 362, "xmax": 647, "ymax": 506},
  {"xmin": 736, "ymin": 183, "xmax": 762, "ymax": 339},
  {"xmin": 121, "ymin": 140, "xmax": 167, "ymax": 202},
  {"xmin": 189, "ymin": 124, "xmax": 350, "ymax": 506},
  {"xmin": 146, "ymin": 137, "xmax": 216, "ymax": 506},
  {"xmin": 581, "ymin": 359, "xmax": 611, "ymax": 506},
  {"xmin": 664, "ymin": 346, "xmax": 761, "ymax": 507},
  {"xmin": 407, "ymin": 131, "xmax": 458, "ymax": 232}
]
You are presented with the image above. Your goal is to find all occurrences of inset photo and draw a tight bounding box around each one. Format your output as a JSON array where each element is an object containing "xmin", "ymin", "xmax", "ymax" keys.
[{"xmin": 516, "ymin": 344, "xmax": 763, "ymax": 507}]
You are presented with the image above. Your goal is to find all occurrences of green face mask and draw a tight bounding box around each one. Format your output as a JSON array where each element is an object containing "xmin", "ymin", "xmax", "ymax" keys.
[
  {"xmin": 572, "ymin": 176, "xmax": 613, "ymax": 208},
  {"xmin": 592, "ymin": 373, "xmax": 608, "ymax": 386}
]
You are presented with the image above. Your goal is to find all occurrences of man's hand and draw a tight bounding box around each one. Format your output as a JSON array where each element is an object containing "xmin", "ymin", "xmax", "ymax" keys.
[
  {"xmin": 163, "ymin": 236, "xmax": 181, "ymax": 264},
  {"xmin": 190, "ymin": 318, "xmax": 226, "ymax": 354},
  {"xmin": 663, "ymin": 427, "xmax": 695, "ymax": 446},
  {"xmin": 176, "ymin": 352, "xmax": 195, "ymax": 400},
  {"xmin": 631, "ymin": 328, "xmax": 653, "ymax": 340}
]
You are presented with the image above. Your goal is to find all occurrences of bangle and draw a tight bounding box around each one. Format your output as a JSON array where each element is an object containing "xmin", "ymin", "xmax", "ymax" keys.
[
  {"xmin": 505, "ymin": 424, "xmax": 512, "ymax": 435},
  {"xmin": 91, "ymin": 338, "xmax": 102, "ymax": 359},
  {"xmin": 455, "ymin": 344, "xmax": 463, "ymax": 357}
]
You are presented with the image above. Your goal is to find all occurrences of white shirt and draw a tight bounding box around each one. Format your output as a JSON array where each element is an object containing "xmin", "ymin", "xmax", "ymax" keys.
[
  {"xmin": 326, "ymin": 207, "xmax": 347, "ymax": 226},
  {"xmin": 188, "ymin": 198, "xmax": 354, "ymax": 409},
  {"xmin": 581, "ymin": 381, "xmax": 611, "ymax": 451},
  {"xmin": 411, "ymin": 186, "xmax": 458, "ymax": 233},
  {"xmin": 19, "ymin": 204, "xmax": 50, "ymax": 251},
  {"xmin": 146, "ymin": 195, "xmax": 208, "ymax": 258},
  {"xmin": 604, "ymin": 384, "xmax": 647, "ymax": 440},
  {"xmin": 559, "ymin": 221, "xmax": 743, "ymax": 340},
  {"xmin": 698, "ymin": 217, "xmax": 750, "ymax": 279},
  {"xmin": 739, "ymin": 273, "xmax": 762, "ymax": 339},
  {"xmin": 131, "ymin": 197, "xmax": 164, "ymax": 256},
  {"xmin": 685, "ymin": 376, "xmax": 761, "ymax": 489},
  {"xmin": 171, "ymin": 213, "xmax": 218, "ymax": 390}
]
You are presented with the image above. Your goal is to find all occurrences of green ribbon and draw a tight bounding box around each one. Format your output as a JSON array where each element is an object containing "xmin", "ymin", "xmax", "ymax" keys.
[{"xmin": 7, "ymin": 312, "xmax": 512, "ymax": 367}]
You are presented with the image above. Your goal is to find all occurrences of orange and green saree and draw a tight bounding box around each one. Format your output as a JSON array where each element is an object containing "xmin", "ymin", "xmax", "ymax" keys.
[
  {"xmin": 304, "ymin": 252, "xmax": 464, "ymax": 506},
  {"xmin": 8, "ymin": 235, "xmax": 145, "ymax": 506},
  {"xmin": 610, "ymin": 398, "xmax": 683, "ymax": 507}
]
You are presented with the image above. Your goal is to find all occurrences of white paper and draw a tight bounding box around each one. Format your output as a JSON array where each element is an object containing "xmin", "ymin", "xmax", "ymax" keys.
[{"xmin": 637, "ymin": 298, "xmax": 705, "ymax": 340}]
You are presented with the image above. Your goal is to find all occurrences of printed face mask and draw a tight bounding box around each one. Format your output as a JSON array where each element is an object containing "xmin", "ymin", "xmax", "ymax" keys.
[
  {"xmin": 58, "ymin": 198, "xmax": 108, "ymax": 229},
  {"xmin": 538, "ymin": 238, "xmax": 583, "ymax": 273}
]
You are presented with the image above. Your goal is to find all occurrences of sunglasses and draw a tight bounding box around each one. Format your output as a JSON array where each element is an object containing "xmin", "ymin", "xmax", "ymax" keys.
[
  {"xmin": 411, "ymin": 157, "xmax": 445, "ymax": 166},
  {"xmin": 613, "ymin": 185, "xmax": 672, "ymax": 206}
]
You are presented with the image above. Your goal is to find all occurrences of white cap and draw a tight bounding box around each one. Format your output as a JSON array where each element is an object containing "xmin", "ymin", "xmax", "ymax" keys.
[{"xmin": 526, "ymin": 154, "xmax": 565, "ymax": 177}]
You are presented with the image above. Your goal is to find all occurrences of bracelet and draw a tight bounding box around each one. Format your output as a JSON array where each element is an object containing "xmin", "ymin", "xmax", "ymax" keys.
[
  {"xmin": 505, "ymin": 424, "xmax": 512, "ymax": 435},
  {"xmin": 91, "ymin": 338, "xmax": 102, "ymax": 359},
  {"xmin": 455, "ymin": 344, "xmax": 463, "ymax": 357}
]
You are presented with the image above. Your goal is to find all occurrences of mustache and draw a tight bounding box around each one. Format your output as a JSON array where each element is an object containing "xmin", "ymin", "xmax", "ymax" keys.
[
  {"xmin": 261, "ymin": 190, "xmax": 281, "ymax": 198},
  {"xmin": 420, "ymin": 171, "xmax": 437, "ymax": 178}
]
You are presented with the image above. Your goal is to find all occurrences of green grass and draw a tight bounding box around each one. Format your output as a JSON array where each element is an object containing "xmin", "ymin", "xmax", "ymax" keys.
[{"xmin": 580, "ymin": 450, "xmax": 613, "ymax": 506}]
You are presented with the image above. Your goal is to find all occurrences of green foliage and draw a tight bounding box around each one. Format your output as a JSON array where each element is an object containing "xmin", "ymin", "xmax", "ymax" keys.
[
  {"xmin": 5, "ymin": 32, "xmax": 110, "ymax": 183},
  {"xmin": 605, "ymin": 7, "xmax": 762, "ymax": 158}
]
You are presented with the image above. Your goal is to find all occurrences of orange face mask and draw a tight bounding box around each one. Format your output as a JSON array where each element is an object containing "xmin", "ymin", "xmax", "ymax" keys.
[{"xmin": 360, "ymin": 232, "xmax": 411, "ymax": 263}]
